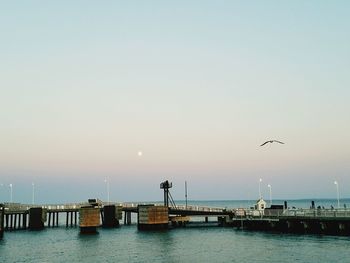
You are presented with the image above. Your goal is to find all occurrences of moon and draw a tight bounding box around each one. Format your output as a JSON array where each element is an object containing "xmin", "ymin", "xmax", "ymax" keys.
[{"xmin": 138, "ymin": 151, "xmax": 143, "ymax": 157}]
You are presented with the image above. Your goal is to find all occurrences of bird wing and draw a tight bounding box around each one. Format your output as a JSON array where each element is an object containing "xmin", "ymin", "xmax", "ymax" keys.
[
  {"xmin": 260, "ymin": 141, "xmax": 269, "ymax": 146},
  {"xmin": 273, "ymin": 140, "xmax": 285, "ymax": 144}
]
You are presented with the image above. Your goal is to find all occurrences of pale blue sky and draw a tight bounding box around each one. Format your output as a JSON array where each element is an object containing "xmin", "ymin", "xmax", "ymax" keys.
[{"xmin": 1, "ymin": 1, "xmax": 350, "ymax": 203}]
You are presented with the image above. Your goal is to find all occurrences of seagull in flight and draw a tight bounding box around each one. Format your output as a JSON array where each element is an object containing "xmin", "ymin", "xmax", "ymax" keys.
[{"xmin": 260, "ymin": 140, "xmax": 285, "ymax": 147}]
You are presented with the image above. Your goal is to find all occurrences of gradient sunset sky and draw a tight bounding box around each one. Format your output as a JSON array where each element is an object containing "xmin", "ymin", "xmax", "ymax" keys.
[{"xmin": 1, "ymin": 1, "xmax": 349, "ymax": 203}]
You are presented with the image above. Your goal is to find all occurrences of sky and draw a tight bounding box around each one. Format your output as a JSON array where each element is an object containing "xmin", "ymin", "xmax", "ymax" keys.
[{"xmin": 1, "ymin": 1, "xmax": 350, "ymax": 204}]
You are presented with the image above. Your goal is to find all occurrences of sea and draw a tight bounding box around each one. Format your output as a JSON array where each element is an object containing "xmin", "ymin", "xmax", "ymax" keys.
[{"xmin": 1, "ymin": 199, "xmax": 350, "ymax": 263}]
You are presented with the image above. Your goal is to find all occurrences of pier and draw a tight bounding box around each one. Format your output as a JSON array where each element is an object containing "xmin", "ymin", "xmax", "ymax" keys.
[
  {"xmin": 1, "ymin": 181, "xmax": 350, "ymax": 237},
  {"xmin": 2, "ymin": 201, "xmax": 350, "ymax": 236},
  {"xmin": 226, "ymin": 206, "xmax": 350, "ymax": 235}
]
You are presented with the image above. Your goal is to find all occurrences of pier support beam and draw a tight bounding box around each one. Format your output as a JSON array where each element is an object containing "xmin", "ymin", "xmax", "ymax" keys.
[
  {"xmin": 23, "ymin": 213, "xmax": 27, "ymax": 229},
  {"xmin": 138, "ymin": 205, "xmax": 169, "ymax": 231},
  {"xmin": 74, "ymin": 211, "xmax": 77, "ymax": 227},
  {"xmin": 103, "ymin": 205, "xmax": 119, "ymax": 228},
  {"xmin": 124, "ymin": 211, "xmax": 132, "ymax": 225},
  {"xmin": 14, "ymin": 214, "xmax": 17, "ymax": 230},
  {"xmin": 10, "ymin": 214, "xmax": 13, "ymax": 230},
  {"xmin": 66, "ymin": 212, "xmax": 69, "ymax": 227},
  {"xmin": 5, "ymin": 214, "xmax": 9, "ymax": 230},
  {"xmin": 56, "ymin": 212, "xmax": 59, "ymax": 227},
  {"xmin": 79, "ymin": 206, "xmax": 100, "ymax": 234},
  {"xmin": 49, "ymin": 212, "xmax": 51, "ymax": 227},
  {"xmin": 0, "ymin": 204, "xmax": 4, "ymax": 238},
  {"xmin": 29, "ymin": 208, "xmax": 44, "ymax": 230}
]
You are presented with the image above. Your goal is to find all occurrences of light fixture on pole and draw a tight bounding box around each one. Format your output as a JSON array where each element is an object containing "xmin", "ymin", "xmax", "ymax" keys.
[
  {"xmin": 32, "ymin": 182, "xmax": 35, "ymax": 205},
  {"xmin": 9, "ymin": 184, "xmax": 13, "ymax": 203},
  {"xmin": 104, "ymin": 178, "xmax": 110, "ymax": 204},
  {"xmin": 334, "ymin": 181, "xmax": 340, "ymax": 209},
  {"xmin": 267, "ymin": 184, "xmax": 272, "ymax": 206},
  {"xmin": 258, "ymin": 178, "xmax": 262, "ymax": 199}
]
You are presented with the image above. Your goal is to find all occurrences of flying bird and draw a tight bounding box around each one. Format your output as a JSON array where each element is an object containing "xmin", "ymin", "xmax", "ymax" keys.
[{"xmin": 260, "ymin": 140, "xmax": 285, "ymax": 147}]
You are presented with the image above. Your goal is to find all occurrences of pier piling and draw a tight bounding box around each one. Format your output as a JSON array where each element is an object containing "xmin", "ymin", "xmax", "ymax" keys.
[
  {"xmin": 138, "ymin": 205, "xmax": 169, "ymax": 231},
  {"xmin": 124, "ymin": 211, "xmax": 132, "ymax": 225},
  {"xmin": 29, "ymin": 208, "xmax": 45, "ymax": 230},
  {"xmin": 48, "ymin": 212, "xmax": 51, "ymax": 227},
  {"xmin": 0, "ymin": 204, "xmax": 4, "ymax": 238},
  {"xmin": 102, "ymin": 205, "xmax": 119, "ymax": 228},
  {"xmin": 79, "ymin": 206, "xmax": 100, "ymax": 234}
]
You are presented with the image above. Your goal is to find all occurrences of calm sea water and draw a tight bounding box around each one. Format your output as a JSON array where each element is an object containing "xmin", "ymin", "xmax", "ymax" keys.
[{"xmin": 1, "ymin": 199, "xmax": 350, "ymax": 263}]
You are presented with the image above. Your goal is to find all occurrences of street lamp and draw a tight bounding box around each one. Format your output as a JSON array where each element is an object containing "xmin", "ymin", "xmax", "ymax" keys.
[
  {"xmin": 104, "ymin": 178, "xmax": 110, "ymax": 204},
  {"xmin": 32, "ymin": 182, "xmax": 35, "ymax": 205},
  {"xmin": 334, "ymin": 181, "xmax": 340, "ymax": 209},
  {"xmin": 185, "ymin": 181, "xmax": 188, "ymax": 209},
  {"xmin": 0, "ymin": 183, "xmax": 3, "ymax": 201},
  {"xmin": 258, "ymin": 178, "xmax": 262, "ymax": 199},
  {"xmin": 267, "ymin": 184, "xmax": 272, "ymax": 206},
  {"xmin": 9, "ymin": 184, "xmax": 13, "ymax": 203}
]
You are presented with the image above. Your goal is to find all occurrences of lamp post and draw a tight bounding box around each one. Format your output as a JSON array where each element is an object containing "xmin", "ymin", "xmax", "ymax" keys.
[
  {"xmin": 32, "ymin": 182, "xmax": 35, "ymax": 205},
  {"xmin": 0, "ymin": 183, "xmax": 3, "ymax": 201},
  {"xmin": 267, "ymin": 184, "xmax": 272, "ymax": 206},
  {"xmin": 258, "ymin": 178, "xmax": 262, "ymax": 199},
  {"xmin": 9, "ymin": 184, "xmax": 13, "ymax": 203},
  {"xmin": 104, "ymin": 178, "xmax": 110, "ymax": 204},
  {"xmin": 185, "ymin": 181, "xmax": 188, "ymax": 209},
  {"xmin": 334, "ymin": 181, "xmax": 340, "ymax": 209}
]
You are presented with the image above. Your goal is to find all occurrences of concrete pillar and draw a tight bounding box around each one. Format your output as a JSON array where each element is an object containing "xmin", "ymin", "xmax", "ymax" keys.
[
  {"xmin": 138, "ymin": 205, "xmax": 168, "ymax": 231},
  {"xmin": 29, "ymin": 208, "xmax": 44, "ymax": 230},
  {"xmin": 79, "ymin": 206, "xmax": 100, "ymax": 234}
]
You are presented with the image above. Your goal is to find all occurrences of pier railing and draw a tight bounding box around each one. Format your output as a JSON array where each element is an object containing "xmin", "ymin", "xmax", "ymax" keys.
[
  {"xmin": 174, "ymin": 205, "xmax": 224, "ymax": 213},
  {"xmin": 282, "ymin": 208, "xmax": 350, "ymax": 218},
  {"xmin": 233, "ymin": 208, "xmax": 350, "ymax": 219}
]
